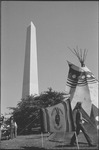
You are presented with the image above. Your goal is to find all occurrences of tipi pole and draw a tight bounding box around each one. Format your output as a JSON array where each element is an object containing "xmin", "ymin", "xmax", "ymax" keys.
[
  {"xmin": 41, "ymin": 132, "xmax": 44, "ymax": 148},
  {"xmin": 75, "ymin": 132, "xmax": 79, "ymax": 150}
]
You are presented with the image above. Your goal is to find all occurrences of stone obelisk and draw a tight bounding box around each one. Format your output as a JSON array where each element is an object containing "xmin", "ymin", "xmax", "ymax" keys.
[{"xmin": 22, "ymin": 22, "xmax": 39, "ymax": 99}]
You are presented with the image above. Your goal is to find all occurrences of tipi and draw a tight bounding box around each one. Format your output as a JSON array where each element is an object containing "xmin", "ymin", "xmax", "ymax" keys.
[{"xmin": 65, "ymin": 47, "xmax": 99, "ymax": 129}]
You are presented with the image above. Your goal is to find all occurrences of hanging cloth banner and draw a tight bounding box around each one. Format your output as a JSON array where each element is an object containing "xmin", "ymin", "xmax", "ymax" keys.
[{"xmin": 40, "ymin": 99, "xmax": 75, "ymax": 133}]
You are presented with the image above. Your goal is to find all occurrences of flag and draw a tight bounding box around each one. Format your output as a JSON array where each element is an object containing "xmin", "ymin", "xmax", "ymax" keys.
[{"xmin": 40, "ymin": 99, "xmax": 75, "ymax": 133}]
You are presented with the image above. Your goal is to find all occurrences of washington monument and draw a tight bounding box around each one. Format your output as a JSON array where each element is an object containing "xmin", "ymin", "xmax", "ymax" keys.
[{"xmin": 22, "ymin": 22, "xmax": 39, "ymax": 99}]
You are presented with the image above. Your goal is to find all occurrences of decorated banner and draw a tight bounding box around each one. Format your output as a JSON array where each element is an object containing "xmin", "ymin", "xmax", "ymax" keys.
[{"xmin": 40, "ymin": 99, "xmax": 75, "ymax": 133}]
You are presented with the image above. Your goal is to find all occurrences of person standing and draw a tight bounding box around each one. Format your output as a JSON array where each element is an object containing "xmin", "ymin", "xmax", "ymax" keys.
[
  {"xmin": 10, "ymin": 116, "xmax": 15, "ymax": 139},
  {"xmin": 14, "ymin": 121, "xmax": 17, "ymax": 138},
  {"xmin": 70, "ymin": 102, "xmax": 95, "ymax": 147},
  {"xmin": 0, "ymin": 115, "xmax": 4, "ymax": 140}
]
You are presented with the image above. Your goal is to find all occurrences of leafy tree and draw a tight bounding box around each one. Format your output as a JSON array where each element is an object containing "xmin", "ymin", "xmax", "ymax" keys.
[{"xmin": 8, "ymin": 88, "xmax": 66, "ymax": 135}]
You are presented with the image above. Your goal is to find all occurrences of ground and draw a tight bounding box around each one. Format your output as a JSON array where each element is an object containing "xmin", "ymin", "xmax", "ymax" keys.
[{"xmin": 1, "ymin": 131, "xmax": 99, "ymax": 150}]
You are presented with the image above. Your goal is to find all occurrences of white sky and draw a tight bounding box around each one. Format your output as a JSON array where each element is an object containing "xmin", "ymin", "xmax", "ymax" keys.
[{"xmin": 1, "ymin": 1, "xmax": 98, "ymax": 115}]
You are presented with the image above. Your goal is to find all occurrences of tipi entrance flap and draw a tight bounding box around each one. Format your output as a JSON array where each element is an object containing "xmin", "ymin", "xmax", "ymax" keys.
[{"xmin": 70, "ymin": 85, "xmax": 92, "ymax": 116}]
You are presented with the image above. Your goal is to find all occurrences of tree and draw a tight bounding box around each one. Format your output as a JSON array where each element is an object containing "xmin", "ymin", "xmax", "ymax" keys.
[{"xmin": 8, "ymin": 88, "xmax": 66, "ymax": 135}]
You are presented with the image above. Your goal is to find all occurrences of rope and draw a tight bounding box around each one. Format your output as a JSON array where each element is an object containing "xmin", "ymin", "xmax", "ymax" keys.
[
  {"xmin": 85, "ymin": 116, "xmax": 97, "ymax": 129},
  {"xmin": 18, "ymin": 113, "xmax": 40, "ymax": 135},
  {"xmin": 19, "ymin": 113, "xmax": 40, "ymax": 135},
  {"xmin": 80, "ymin": 109, "xmax": 97, "ymax": 129}
]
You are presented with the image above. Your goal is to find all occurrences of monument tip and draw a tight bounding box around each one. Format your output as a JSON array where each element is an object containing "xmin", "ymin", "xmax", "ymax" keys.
[{"xmin": 30, "ymin": 21, "xmax": 35, "ymax": 27}]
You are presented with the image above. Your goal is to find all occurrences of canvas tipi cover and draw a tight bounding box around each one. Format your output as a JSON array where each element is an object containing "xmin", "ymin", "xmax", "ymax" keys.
[{"xmin": 65, "ymin": 61, "xmax": 99, "ymax": 129}]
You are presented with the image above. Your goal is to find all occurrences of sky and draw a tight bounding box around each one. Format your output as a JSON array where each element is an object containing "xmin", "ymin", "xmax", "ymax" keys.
[{"xmin": 1, "ymin": 1, "xmax": 98, "ymax": 115}]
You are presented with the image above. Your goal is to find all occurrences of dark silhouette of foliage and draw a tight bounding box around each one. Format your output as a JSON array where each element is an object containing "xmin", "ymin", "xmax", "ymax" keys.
[{"xmin": 8, "ymin": 88, "xmax": 66, "ymax": 135}]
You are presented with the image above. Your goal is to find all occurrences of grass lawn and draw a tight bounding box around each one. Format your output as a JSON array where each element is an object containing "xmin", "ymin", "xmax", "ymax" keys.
[{"xmin": 1, "ymin": 131, "xmax": 98, "ymax": 150}]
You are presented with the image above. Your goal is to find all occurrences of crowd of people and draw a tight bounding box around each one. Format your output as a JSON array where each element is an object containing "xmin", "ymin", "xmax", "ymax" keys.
[{"xmin": 1, "ymin": 115, "xmax": 17, "ymax": 140}]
